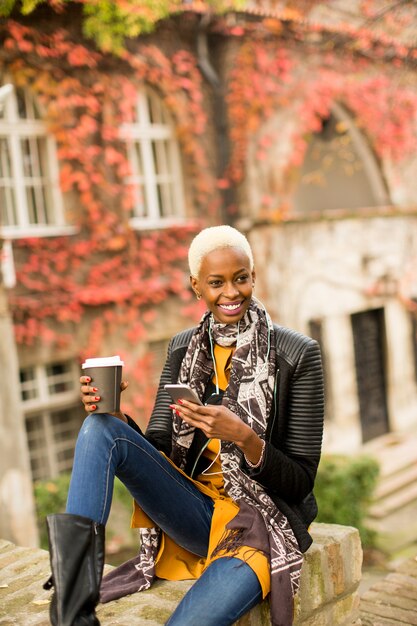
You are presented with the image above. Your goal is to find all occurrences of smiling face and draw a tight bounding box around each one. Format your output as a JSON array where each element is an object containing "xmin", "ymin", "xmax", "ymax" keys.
[{"xmin": 190, "ymin": 246, "xmax": 255, "ymax": 324}]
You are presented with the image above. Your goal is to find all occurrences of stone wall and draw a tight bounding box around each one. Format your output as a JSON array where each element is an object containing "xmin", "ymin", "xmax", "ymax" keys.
[
  {"xmin": 248, "ymin": 216, "xmax": 417, "ymax": 454},
  {"xmin": 0, "ymin": 523, "xmax": 362, "ymax": 626},
  {"xmin": 0, "ymin": 288, "xmax": 39, "ymax": 549}
]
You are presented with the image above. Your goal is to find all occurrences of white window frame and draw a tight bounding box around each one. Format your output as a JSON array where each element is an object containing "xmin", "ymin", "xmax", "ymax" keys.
[
  {"xmin": 120, "ymin": 90, "xmax": 186, "ymax": 229},
  {"xmin": 0, "ymin": 85, "xmax": 73, "ymax": 239},
  {"xmin": 20, "ymin": 360, "xmax": 83, "ymax": 480},
  {"xmin": 20, "ymin": 360, "xmax": 80, "ymax": 411}
]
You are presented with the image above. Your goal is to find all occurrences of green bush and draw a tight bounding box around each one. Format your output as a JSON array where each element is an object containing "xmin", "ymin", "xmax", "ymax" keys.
[
  {"xmin": 314, "ymin": 454, "xmax": 380, "ymax": 547},
  {"xmin": 34, "ymin": 474, "xmax": 71, "ymax": 549},
  {"xmin": 34, "ymin": 473, "xmax": 133, "ymax": 549}
]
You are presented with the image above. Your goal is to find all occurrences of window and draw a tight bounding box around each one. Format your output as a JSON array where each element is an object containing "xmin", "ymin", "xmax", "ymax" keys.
[
  {"xmin": 294, "ymin": 102, "xmax": 390, "ymax": 213},
  {"xmin": 20, "ymin": 360, "xmax": 84, "ymax": 480},
  {"xmin": 121, "ymin": 91, "xmax": 185, "ymax": 227},
  {"xmin": 0, "ymin": 86, "xmax": 66, "ymax": 237}
]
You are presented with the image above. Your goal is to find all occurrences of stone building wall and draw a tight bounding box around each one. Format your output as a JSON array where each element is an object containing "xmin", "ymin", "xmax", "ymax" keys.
[
  {"xmin": 248, "ymin": 215, "xmax": 417, "ymax": 452},
  {"xmin": 2, "ymin": 2, "xmax": 417, "ymax": 550}
]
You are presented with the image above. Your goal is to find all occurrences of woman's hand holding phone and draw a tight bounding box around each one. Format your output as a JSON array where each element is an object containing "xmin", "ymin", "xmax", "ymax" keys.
[
  {"xmin": 165, "ymin": 383, "xmax": 263, "ymax": 464},
  {"xmin": 164, "ymin": 384, "xmax": 203, "ymax": 405}
]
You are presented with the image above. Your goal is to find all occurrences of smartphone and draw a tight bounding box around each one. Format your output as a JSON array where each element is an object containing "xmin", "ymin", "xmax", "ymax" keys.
[{"xmin": 164, "ymin": 384, "xmax": 203, "ymax": 405}]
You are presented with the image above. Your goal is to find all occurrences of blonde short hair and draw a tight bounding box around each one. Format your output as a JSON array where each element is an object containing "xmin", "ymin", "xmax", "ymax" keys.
[{"xmin": 188, "ymin": 225, "xmax": 254, "ymax": 278}]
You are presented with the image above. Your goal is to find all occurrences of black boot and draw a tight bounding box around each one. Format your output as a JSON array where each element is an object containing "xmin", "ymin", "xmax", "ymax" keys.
[{"xmin": 43, "ymin": 513, "xmax": 105, "ymax": 626}]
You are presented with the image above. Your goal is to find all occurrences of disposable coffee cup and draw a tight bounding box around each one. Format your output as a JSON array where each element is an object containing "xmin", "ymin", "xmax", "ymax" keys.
[{"xmin": 82, "ymin": 355, "xmax": 124, "ymax": 414}]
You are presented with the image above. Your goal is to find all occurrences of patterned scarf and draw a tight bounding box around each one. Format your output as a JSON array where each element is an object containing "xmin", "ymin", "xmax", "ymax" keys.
[
  {"xmin": 101, "ymin": 299, "xmax": 303, "ymax": 626},
  {"xmin": 172, "ymin": 299, "xmax": 303, "ymax": 626}
]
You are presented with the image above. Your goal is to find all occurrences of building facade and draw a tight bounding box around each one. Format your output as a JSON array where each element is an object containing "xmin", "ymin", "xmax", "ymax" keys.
[{"xmin": 1, "ymin": 1, "xmax": 417, "ymax": 545}]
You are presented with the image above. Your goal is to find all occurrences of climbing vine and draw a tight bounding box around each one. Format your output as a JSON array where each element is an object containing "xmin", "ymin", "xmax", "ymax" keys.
[
  {"xmin": 218, "ymin": 15, "xmax": 417, "ymax": 198},
  {"xmin": 0, "ymin": 16, "xmax": 215, "ymax": 416},
  {"xmin": 0, "ymin": 0, "xmax": 246, "ymax": 54},
  {"xmin": 2, "ymin": 1, "xmax": 417, "ymax": 416}
]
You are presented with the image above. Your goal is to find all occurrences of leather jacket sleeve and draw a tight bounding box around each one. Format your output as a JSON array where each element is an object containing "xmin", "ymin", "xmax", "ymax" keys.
[
  {"xmin": 145, "ymin": 328, "xmax": 195, "ymax": 454},
  {"xmin": 144, "ymin": 341, "xmax": 174, "ymax": 455},
  {"xmin": 243, "ymin": 336, "xmax": 324, "ymax": 504}
]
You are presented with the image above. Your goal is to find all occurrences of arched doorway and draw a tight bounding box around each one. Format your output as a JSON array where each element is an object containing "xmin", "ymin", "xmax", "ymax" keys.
[{"xmin": 293, "ymin": 102, "xmax": 390, "ymax": 213}]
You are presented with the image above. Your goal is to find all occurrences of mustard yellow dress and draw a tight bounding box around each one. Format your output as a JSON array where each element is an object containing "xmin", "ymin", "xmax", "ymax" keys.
[{"xmin": 131, "ymin": 344, "xmax": 271, "ymax": 599}]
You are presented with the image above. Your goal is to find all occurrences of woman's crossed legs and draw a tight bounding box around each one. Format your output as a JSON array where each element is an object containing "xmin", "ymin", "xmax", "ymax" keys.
[
  {"xmin": 66, "ymin": 413, "xmax": 262, "ymax": 625},
  {"xmin": 66, "ymin": 413, "xmax": 213, "ymax": 555}
]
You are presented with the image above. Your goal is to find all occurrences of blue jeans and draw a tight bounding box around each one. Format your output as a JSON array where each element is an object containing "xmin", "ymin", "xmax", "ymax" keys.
[{"xmin": 66, "ymin": 414, "xmax": 262, "ymax": 625}]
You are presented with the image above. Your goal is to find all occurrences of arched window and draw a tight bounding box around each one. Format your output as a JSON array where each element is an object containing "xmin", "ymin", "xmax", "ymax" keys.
[
  {"xmin": 0, "ymin": 86, "xmax": 65, "ymax": 236},
  {"xmin": 121, "ymin": 90, "xmax": 185, "ymax": 227},
  {"xmin": 294, "ymin": 103, "xmax": 390, "ymax": 213}
]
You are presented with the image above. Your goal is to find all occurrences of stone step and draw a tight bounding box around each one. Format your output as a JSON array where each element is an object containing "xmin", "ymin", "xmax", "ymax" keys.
[
  {"xmin": 367, "ymin": 497, "xmax": 417, "ymax": 553},
  {"xmin": 365, "ymin": 431, "xmax": 417, "ymax": 552},
  {"xmin": 362, "ymin": 431, "xmax": 417, "ymax": 478},
  {"xmin": 359, "ymin": 555, "xmax": 417, "ymax": 626},
  {"xmin": 363, "ymin": 431, "xmax": 417, "ymax": 468},
  {"xmin": 369, "ymin": 479, "xmax": 417, "ymax": 518},
  {"xmin": 371, "ymin": 579, "xmax": 417, "ymax": 601},
  {"xmin": 360, "ymin": 600, "xmax": 417, "ymax": 626},
  {"xmin": 374, "ymin": 462, "xmax": 417, "ymax": 500},
  {"xmin": 363, "ymin": 428, "xmax": 417, "ymax": 553}
]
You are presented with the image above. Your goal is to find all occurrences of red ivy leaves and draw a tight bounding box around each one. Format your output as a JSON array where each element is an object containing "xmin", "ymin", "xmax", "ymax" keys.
[
  {"xmin": 1, "ymin": 19, "xmax": 210, "ymax": 398},
  {"xmin": 224, "ymin": 28, "xmax": 417, "ymax": 189},
  {"xmin": 4, "ymin": 10, "xmax": 417, "ymax": 416}
]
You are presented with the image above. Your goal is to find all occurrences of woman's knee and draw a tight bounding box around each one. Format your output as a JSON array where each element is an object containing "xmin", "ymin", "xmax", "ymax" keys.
[{"xmin": 77, "ymin": 413, "xmax": 117, "ymax": 446}]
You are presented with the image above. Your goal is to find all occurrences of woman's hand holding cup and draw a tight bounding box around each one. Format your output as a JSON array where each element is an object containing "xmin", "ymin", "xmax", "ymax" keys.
[
  {"xmin": 80, "ymin": 355, "xmax": 128, "ymax": 423},
  {"xmin": 80, "ymin": 377, "xmax": 128, "ymax": 420}
]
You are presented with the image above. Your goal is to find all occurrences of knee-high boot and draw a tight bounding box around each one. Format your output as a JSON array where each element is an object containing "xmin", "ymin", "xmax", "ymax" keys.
[{"xmin": 43, "ymin": 513, "xmax": 105, "ymax": 626}]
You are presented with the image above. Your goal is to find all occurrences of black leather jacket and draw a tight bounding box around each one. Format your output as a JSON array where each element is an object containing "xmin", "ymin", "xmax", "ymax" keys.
[{"xmin": 131, "ymin": 323, "xmax": 324, "ymax": 553}]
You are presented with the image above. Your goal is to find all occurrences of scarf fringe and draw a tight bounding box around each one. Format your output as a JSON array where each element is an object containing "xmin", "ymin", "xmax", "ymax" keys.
[{"xmin": 210, "ymin": 527, "xmax": 244, "ymax": 559}]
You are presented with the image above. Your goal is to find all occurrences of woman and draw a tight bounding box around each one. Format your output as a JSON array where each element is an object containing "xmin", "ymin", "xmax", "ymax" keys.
[{"xmin": 44, "ymin": 225, "xmax": 324, "ymax": 626}]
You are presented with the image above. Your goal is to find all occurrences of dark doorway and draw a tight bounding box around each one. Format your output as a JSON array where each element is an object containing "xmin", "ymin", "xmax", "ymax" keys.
[{"xmin": 351, "ymin": 308, "xmax": 390, "ymax": 442}]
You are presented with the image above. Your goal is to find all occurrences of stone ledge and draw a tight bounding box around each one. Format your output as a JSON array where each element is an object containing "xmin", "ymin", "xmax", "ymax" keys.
[
  {"xmin": 294, "ymin": 523, "xmax": 362, "ymax": 626},
  {"xmin": 0, "ymin": 523, "xmax": 362, "ymax": 626}
]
